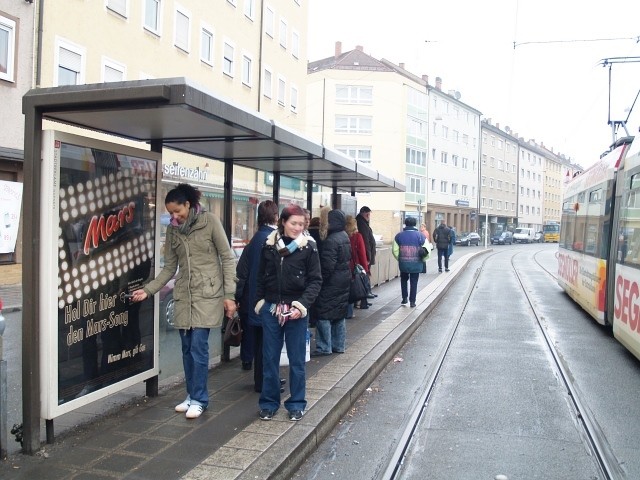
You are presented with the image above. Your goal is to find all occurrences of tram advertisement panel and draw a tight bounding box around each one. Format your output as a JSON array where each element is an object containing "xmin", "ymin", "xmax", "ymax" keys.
[
  {"xmin": 613, "ymin": 264, "xmax": 640, "ymax": 361},
  {"xmin": 557, "ymin": 250, "xmax": 607, "ymax": 324},
  {"xmin": 40, "ymin": 130, "xmax": 160, "ymax": 419}
]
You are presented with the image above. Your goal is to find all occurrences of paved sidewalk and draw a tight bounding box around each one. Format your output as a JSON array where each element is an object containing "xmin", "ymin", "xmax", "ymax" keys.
[{"xmin": 0, "ymin": 250, "xmax": 487, "ymax": 479}]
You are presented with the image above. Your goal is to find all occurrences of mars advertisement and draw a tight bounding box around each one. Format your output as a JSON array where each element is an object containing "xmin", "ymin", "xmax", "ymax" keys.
[{"xmin": 40, "ymin": 131, "xmax": 160, "ymax": 419}]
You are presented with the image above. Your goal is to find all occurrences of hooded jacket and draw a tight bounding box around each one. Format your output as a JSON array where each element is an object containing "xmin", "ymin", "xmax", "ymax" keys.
[
  {"xmin": 315, "ymin": 209, "xmax": 352, "ymax": 320},
  {"xmin": 356, "ymin": 212, "xmax": 376, "ymax": 266},
  {"xmin": 143, "ymin": 211, "xmax": 236, "ymax": 329}
]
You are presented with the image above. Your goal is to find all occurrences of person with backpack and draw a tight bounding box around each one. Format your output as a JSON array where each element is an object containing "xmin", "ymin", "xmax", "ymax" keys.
[{"xmin": 433, "ymin": 220, "xmax": 453, "ymax": 273}]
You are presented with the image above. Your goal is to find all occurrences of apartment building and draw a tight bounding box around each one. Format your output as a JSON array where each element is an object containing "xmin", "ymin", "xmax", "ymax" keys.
[
  {"xmin": 0, "ymin": 2, "xmax": 35, "ymax": 264},
  {"xmin": 1, "ymin": 0, "xmax": 309, "ymax": 262},
  {"xmin": 426, "ymin": 79, "xmax": 481, "ymax": 234},
  {"xmin": 517, "ymin": 139, "xmax": 545, "ymax": 231},
  {"xmin": 306, "ymin": 43, "xmax": 425, "ymax": 243},
  {"xmin": 479, "ymin": 120, "xmax": 519, "ymax": 236},
  {"xmin": 540, "ymin": 145, "xmax": 565, "ymax": 225}
]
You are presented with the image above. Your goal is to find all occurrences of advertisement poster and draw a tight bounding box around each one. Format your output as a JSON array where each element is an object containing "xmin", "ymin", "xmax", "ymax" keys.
[
  {"xmin": 0, "ymin": 180, "xmax": 23, "ymax": 253},
  {"xmin": 40, "ymin": 131, "xmax": 160, "ymax": 418}
]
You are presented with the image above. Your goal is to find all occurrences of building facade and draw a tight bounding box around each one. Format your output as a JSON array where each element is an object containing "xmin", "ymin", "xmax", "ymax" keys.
[
  {"xmin": 426, "ymin": 80, "xmax": 481, "ymax": 236},
  {"xmin": 479, "ymin": 120, "xmax": 519, "ymax": 237}
]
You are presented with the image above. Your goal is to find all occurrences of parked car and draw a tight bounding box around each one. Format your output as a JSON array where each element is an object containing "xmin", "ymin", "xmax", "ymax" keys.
[
  {"xmin": 456, "ymin": 232, "xmax": 481, "ymax": 246},
  {"xmin": 491, "ymin": 231, "xmax": 513, "ymax": 245},
  {"xmin": 533, "ymin": 231, "xmax": 544, "ymax": 243}
]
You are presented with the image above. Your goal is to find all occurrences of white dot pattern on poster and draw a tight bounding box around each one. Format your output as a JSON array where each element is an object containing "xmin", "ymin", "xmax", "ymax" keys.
[{"xmin": 56, "ymin": 169, "xmax": 155, "ymax": 310}]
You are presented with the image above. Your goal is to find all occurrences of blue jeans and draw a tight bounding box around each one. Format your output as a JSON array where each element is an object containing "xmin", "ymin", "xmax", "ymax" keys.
[
  {"xmin": 179, "ymin": 328, "xmax": 210, "ymax": 408},
  {"xmin": 400, "ymin": 272, "xmax": 419, "ymax": 304},
  {"xmin": 259, "ymin": 305, "xmax": 308, "ymax": 413},
  {"xmin": 314, "ymin": 318, "xmax": 346, "ymax": 354},
  {"xmin": 239, "ymin": 311, "xmax": 255, "ymax": 363}
]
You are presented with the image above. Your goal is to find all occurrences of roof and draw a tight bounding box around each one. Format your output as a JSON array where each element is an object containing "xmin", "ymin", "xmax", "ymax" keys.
[
  {"xmin": 22, "ymin": 77, "xmax": 403, "ymax": 193},
  {"xmin": 308, "ymin": 49, "xmax": 394, "ymax": 74}
]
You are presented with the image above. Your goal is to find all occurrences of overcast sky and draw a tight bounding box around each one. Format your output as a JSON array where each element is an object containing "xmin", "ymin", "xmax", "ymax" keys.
[{"xmin": 307, "ymin": 0, "xmax": 640, "ymax": 168}]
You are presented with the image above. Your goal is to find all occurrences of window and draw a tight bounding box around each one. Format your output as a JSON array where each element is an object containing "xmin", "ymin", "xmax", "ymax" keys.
[
  {"xmin": 452, "ymin": 155, "xmax": 458, "ymax": 167},
  {"xmin": 481, "ymin": 176, "xmax": 486, "ymax": 187},
  {"xmin": 278, "ymin": 76, "xmax": 286, "ymax": 106},
  {"xmin": 241, "ymin": 53, "xmax": 252, "ymax": 86},
  {"xmin": 102, "ymin": 58, "xmax": 125, "ymax": 82},
  {"xmin": 462, "ymin": 134, "xmax": 468, "ymax": 145},
  {"xmin": 57, "ymin": 41, "xmax": 85, "ymax": 86},
  {"xmin": 440, "ymin": 152, "xmax": 448, "ymax": 164},
  {"xmin": 406, "ymin": 148, "xmax": 426, "ymax": 166},
  {"xmin": 263, "ymin": 67, "xmax": 272, "ymax": 98},
  {"xmin": 174, "ymin": 7, "xmax": 190, "ymax": 52},
  {"xmin": 223, "ymin": 41, "xmax": 234, "ymax": 76},
  {"xmin": 279, "ymin": 18, "xmax": 287, "ymax": 48},
  {"xmin": 462, "ymin": 158, "xmax": 468, "ymax": 169},
  {"xmin": 0, "ymin": 15, "xmax": 16, "ymax": 82},
  {"xmin": 291, "ymin": 30, "xmax": 300, "ymax": 58},
  {"xmin": 200, "ymin": 26, "xmax": 214, "ymax": 65},
  {"xmin": 431, "ymin": 178, "xmax": 436, "ymax": 191},
  {"xmin": 143, "ymin": 0, "xmax": 161, "ymax": 34},
  {"xmin": 335, "ymin": 116, "xmax": 372, "ymax": 134},
  {"xmin": 336, "ymin": 85, "xmax": 372, "ymax": 105},
  {"xmin": 338, "ymin": 146, "xmax": 372, "ymax": 164},
  {"xmin": 264, "ymin": 6, "xmax": 274, "ymax": 37},
  {"xmin": 107, "ymin": 0, "xmax": 127, "ymax": 17},
  {"xmin": 407, "ymin": 175, "xmax": 425, "ymax": 194},
  {"xmin": 290, "ymin": 85, "xmax": 298, "ymax": 112},
  {"xmin": 244, "ymin": 0, "xmax": 256, "ymax": 19},
  {"xmin": 452, "ymin": 130, "xmax": 459, "ymax": 142},
  {"xmin": 452, "ymin": 183, "xmax": 458, "ymax": 194},
  {"xmin": 442, "ymin": 125, "xmax": 448, "ymax": 139},
  {"xmin": 440, "ymin": 181, "xmax": 447, "ymax": 193},
  {"xmin": 482, "ymin": 154, "xmax": 487, "ymax": 165},
  {"xmin": 461, "ymin": 185, "xmax": 467, "ymax": 196}
]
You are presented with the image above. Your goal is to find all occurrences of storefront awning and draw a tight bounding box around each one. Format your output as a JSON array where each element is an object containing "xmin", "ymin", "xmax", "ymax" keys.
[{"xmin": 22, "ymin": 77, "xmax": 403, "ymax": 193}]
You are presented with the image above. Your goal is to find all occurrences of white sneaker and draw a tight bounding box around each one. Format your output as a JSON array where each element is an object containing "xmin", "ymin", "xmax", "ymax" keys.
[
  {"xmin": 185, "ymin": 404, "xmax": 205, "ymax": 419},
  {"xmin": 175, "ymin": 398, "xmax": 190, "ymax": 413}
]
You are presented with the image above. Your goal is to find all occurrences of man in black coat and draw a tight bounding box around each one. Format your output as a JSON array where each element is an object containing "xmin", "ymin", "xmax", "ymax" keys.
[
  {"xmin": 432, "ymin": 220, "xmax": 452, "ymax": 273},
  {"xmin": 356, "ymin": 206, "xmax": 377, "ymax": 304}
]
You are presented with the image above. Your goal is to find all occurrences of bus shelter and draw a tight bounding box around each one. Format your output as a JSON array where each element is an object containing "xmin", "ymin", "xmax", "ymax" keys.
[{"xmin": 20, "ymin": 77, "xmax": 403, "ymax": 453}]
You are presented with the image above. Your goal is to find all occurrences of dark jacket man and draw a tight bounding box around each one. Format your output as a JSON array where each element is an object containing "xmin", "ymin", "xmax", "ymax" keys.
[{"xmin": 356, "ymin": 206, "xmax": 376, "ymax": 267}]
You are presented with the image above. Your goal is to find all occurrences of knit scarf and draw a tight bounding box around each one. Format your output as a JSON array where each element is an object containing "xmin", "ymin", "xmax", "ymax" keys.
[
  {"xmin": 172, "ymin": 204, "xmax": 202, "ymax": 234},
  {"xmin": 276, "ymin": 232, "xmax": 306, "ymax": 257}
]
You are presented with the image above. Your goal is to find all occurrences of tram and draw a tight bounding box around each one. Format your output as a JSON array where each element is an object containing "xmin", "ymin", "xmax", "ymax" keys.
[
  {"xmin": 542, "ymin": 222, "xmax": 560, "ymax": 242},
  {"xmin": 557, "ymin": 135, "xmax": 640, "ymax": 361}
]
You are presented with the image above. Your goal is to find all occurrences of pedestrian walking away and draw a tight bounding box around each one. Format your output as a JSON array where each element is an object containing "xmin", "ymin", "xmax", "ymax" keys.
[
  {"xmin": 433, "ymin": 220, "xmax": 453, "ymax": 273},
  {"xmin": 311, "ymin": 209, "xmax": 352, "ymax": 357},
  {"xmin": 254, "ymin": 204, "xmax": 322, "ymax": 421},
  {"xmin": 448, "ymin": 227, "xmax": 456, "ymax": 259},
  {"xmin": 131, "ymin": 183, "xmax": 237, "ymax": 419},
  {"xmin": 393, "ymin": 217, "xmax": 430, "ymax": 307},
  {"xmin": 235, "ymin": 200, "xmax": 279, "ymax": 392}
]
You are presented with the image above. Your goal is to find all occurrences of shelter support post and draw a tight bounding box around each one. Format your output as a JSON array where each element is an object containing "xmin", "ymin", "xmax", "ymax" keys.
[
  {"xmin": 222, "ymin": 160, "xmax": 234, "ymax": 362},
  {"xmin": 22, "ymin": 104, "xmax": 43, "ymax": 454}
]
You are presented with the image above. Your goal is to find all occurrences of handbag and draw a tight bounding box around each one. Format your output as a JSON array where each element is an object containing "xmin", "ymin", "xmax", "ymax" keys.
[
  {"xmin": 349, "ymin": 264, "xmax": 369, "ymax": 303},
  {"xmin": 223, "ymin": 312, "xmax": 242, "ymax": 347}
]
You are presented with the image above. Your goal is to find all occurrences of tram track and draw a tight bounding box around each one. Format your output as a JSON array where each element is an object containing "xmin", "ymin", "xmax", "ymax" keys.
[{"xmin": 379, "ymin": 249, "xmax": 624, "ymax": 480}]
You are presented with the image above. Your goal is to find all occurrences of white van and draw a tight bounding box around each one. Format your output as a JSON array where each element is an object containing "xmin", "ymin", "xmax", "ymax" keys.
[{"xmin": 513, "ymin": 227, "xmax": 535, "ymax": 243}]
